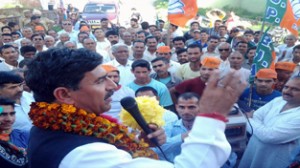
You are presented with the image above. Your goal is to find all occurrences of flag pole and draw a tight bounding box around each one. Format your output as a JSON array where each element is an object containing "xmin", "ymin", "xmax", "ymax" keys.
[
  {"xmin": 260, "ymin": 1, "xmax": 268, "ymax": 33},
  {"xmin": 248, "ymin": 1, "xmax": 269, "ymax": 108}
]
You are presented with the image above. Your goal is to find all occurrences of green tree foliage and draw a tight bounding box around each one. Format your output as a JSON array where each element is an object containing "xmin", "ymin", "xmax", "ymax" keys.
[{"xmin": 154, "ymin": 0, "xmax": 168, "ymax": 9}]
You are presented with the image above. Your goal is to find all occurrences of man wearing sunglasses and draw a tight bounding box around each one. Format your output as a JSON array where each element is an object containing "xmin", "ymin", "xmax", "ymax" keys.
[
  {"xmin": 58, "ymin": 19, "xmax": 78, "ymax": 42},
  {"xmin": 218, "ymin": 42, "xmax": 232, "ymax": 71}
]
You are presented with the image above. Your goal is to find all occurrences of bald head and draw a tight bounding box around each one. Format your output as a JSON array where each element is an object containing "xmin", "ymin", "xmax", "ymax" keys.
[
  {"xmin": 285, "ymin": 34, "xmax": 297, "ymax": 47},
  {"xmin": 228, "ymin": 51, "xmax": 244, "ymax": 70}
]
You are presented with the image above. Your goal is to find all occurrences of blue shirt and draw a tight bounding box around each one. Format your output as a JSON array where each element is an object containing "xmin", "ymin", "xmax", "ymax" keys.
[
  {"xmin": 155, "ymin": 119, "xmax": 237, "ymax": 167},
  {"xmin": 154, "ymin": 119, "xmax": 188, "ymax": 162},
  {"xmin": 127, "ymin": 79, "xmax": 173, "ymax": 107},
  {"xmin": 239, "ymin": 87, "xmax": 282, "ymax": 110},
  {"xmin": 10, "ymin": 129, "xmax": 30, "ymax": 148}
]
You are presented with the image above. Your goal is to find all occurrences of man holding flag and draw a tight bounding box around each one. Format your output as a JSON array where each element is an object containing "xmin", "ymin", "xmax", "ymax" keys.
[{"xmin": 238, "ymin": 2, "xmax": 300, "ymax": 165}]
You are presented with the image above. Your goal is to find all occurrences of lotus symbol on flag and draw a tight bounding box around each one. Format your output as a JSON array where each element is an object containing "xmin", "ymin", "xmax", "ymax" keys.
[
  {"xmin": 290, "ymin": 0, "xmax": 300, "ymax": 20},
  {"xmin": 168, "ymin": 0, "xmax": 185, "ymax": 14}
]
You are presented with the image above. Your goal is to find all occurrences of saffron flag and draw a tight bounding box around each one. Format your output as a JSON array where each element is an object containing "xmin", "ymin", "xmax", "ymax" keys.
[
  {"xmin": 264, "ymin": 0, "xmax": 300, "ymax": 36},
  {"xmin": 250, "ymin": 27, "xmax": 276, "ymax": 83},
  {"xmin": 167, "ymin": 0, "xmax": 198, "ymax": 27}
]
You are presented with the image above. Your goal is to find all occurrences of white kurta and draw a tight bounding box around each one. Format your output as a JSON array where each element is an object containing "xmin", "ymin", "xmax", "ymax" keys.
[
  {"xmin": 239, "ymin": 97, "xmax": 300, "ymax": 168},
  {"xmin": 59, "ymin": 117, "xmax": 231, "ymax": 168}
]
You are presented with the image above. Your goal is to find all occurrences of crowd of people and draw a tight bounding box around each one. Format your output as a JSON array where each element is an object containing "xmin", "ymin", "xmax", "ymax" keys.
[{"xmin": 0, "ymin": 5, "xmax": 300, "ymax": 168}]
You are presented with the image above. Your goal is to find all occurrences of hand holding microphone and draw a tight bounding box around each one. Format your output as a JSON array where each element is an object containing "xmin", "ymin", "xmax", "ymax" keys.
[{"xmin": 120, "ymin": 97, "xmax": 164, "ymax": 147}]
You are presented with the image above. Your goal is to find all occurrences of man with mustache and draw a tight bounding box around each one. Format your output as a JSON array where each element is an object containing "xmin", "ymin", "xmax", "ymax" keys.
[
  {"xmin": 101, "ymin": 64, "xmax": 135, "ymax": 121},
  {"xmin": 0, "ymin": 45, "xmax": 19, "ymax": 71},
  {"xmin": 26, "ymin": 47, "xmax": 247, "ymax": 167},
  {"xmin": 239, "ymin": 75, "xmax": 300, "ymax": 168},
  {"xmin": 0, "ymin": 71, "xmax": 34, "ymax": 132},
  {"xmin": 105, "ymin": 30, "xmax": 119, "ymax": 45},
  {"xmin": 239, "ymin": 68, "xmax": 281, "ymax": 111}
]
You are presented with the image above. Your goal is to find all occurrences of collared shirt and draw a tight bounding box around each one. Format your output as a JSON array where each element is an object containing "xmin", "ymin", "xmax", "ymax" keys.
[
  {"xmin": 235, "ymin": 67, "xmax": 251, "ymax": 83},
  {"xmin": 58, "ymin": 29, "xmax": 79, "ymax": 43},
  {"xmin": 143, "ymin": 49, "xmax": 156, "ymax": 62},
  {"xmin": 276, "ymin": 44, "xmax": 294, "ymax": 62},
  {"xmin": 163, "ymin": 110, "xmax": 178, "ymax": 125},
  {"xmin": 59, "ymin": 117, "xmax": 231, "ymax": 168},
  {"xmin": 239, "ymin": 97, "xmax": 300, "ymax": 168},
  {"xmin": 219, "ymin": 58, "xmax": 230, "ymax": 72},
  {"xmin": 105, "ymin": 85, "xmax": 135, "ymax": 121},
  {"xmin": 105, "ymin": 59, "xmax": 134, "ymax": 86},
  {"xmin": 156, "ymin": 119, "xmax": 188, "ymax": 162},
  {"xmin": 13, "ymin": 91, "xmax": 35, "ymax": 132},
  {"xmin": 150, "ymin": 72, "xmax": 182, "ymax": 89},
  {"xmin": 169, "ymin": 60, "xmax": 181, "ymax": 75},
  {"xmin": 0, "ymin": 61, "xmax": 17, "ymax": 71}
]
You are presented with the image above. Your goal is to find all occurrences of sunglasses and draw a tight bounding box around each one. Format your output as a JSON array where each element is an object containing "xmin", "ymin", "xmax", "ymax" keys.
[
  {"xmin": 219, "ymin": 48, "xmax": 230, "ymax": 52},
  {"xmin": 63, "ymin": 23, "xmax": 72, "ymax": 26}
]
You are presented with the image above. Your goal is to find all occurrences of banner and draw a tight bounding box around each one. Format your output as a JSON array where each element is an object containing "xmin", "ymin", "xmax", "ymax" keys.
[
  {"xmin": 264, "ymin": 0, "xmax": 300, "ymax": 36},
  {"xmin": 250, "ymin": 27, "xmax": 276, "ymax": 83},
  {"xmin": 167, "ymin": 0, "xmax": 198, "ymax": 27}
]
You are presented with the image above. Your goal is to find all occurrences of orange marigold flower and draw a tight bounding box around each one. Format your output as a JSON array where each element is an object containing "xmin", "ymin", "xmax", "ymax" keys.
[
  {"xmin": 78, "ymin": 109, "xmax": 87, "ymax": 116},
  {"xmin": 61, "ymin": 104, "xmax": 76, "ymax": 114},
  {"xmin": 28, "ymin": 102, "xmax": 158, "ymax": 159},
  {"xmin": 47, "ymin": 103, "xmax": 60, "ymax": 110},
  {"xmin": 87, "ymin": 113, "xmax": 96, "ymax": 119},
  {"xmin": 37, "ymin": 102, "xmax": 48, "ymax": 108}
]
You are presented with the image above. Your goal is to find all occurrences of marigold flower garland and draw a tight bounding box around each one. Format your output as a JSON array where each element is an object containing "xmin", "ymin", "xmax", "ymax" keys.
[
  {"xmin": 29, "ymin": 102, "xmax": 158, "ymax": 159},
  {"xmin": 120, "ymin": 96, "xmax": 165, "ymax": 130},
  {"xmin": 0, "ymin": 129, "xmax": 26, "ymax": 155}
]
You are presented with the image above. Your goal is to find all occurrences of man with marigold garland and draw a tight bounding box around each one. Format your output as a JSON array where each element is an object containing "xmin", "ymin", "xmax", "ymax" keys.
[{"xmin": 25, "ymin": 48, "xmax": 247, "ymax": 167}]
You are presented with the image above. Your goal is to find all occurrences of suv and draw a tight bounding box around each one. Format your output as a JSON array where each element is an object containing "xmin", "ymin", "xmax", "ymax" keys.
[{"xmin": 81, "ymin": 1, "xmax": 119, "ymax": 29}]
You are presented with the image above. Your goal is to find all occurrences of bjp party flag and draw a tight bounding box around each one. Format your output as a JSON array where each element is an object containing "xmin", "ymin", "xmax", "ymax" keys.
[
  {"xmin": 250, "ymin": 27, "xmax": 276, "ymax": 83},
  {"xmin": 167, "ymin": 0, "xmax": 198, "ymax": 27},
  {"xmin": 265, "ymin": 0, "xmax": 300, "ymax": 36}
]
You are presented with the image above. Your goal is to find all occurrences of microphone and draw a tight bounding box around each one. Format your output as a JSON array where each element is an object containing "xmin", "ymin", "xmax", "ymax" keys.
[{"xmin": 120, "ymin": 96, "xmax": 160, "ymax": 147}]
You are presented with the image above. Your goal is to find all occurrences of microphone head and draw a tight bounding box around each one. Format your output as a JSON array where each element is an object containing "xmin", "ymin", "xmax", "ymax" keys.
[{"xmin": 120, "ymin": 96, "xmax": 137, "ymax": 110}]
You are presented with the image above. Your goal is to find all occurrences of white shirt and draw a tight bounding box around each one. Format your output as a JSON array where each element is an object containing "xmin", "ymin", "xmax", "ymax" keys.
[
  {"xmin": 0, "ymin": 61, "xmax": 16, "ymax": 71},
  {"xmin": 105, "ymin": 59, "xmax": 135, "ymax": 86},
  {"xmin": 96, "ymin": 48, "xmax": 111, "ymax": 64},
  {"xmin": 58, "ymin": 29, "xmax": 79, "ymax": 43},
  {"xmin": 234, "ymin": 67, "xmax": 250, "ymax": 83},
  {"xmin": 276, "ymin": 44, "xmax": 294, "ymax": 62},
  {"xmin": 239, "ymin": 97, "xmax": 300, "ymax": 167},
  {"xmin": 168, "ymin": 60, "xmax": 181, "ymax": 75},
  {"xmin": 248, "ymin": 97, "xmax": 300, "ymax": 143},
  {"xmin": 171, "ymin": 28, "xmax": 184, "ymax": 38},
  {"xmin": 143, "ymin": 49, "xmax": 156, "ymax": 62},
  {"xmin": 13, "ymin": 91, "xmax": 35, "ymax": 132},
  {"xmin": 59, "ymin": 117, "xmax": 231, "ymax": 168},
  {"xmin": 96, "ymin": 39, "xmax": 111, "ymax": 52},
  {"xmin": 105, "ymin": 86, "xmax": 135, "ymax": 121}
]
